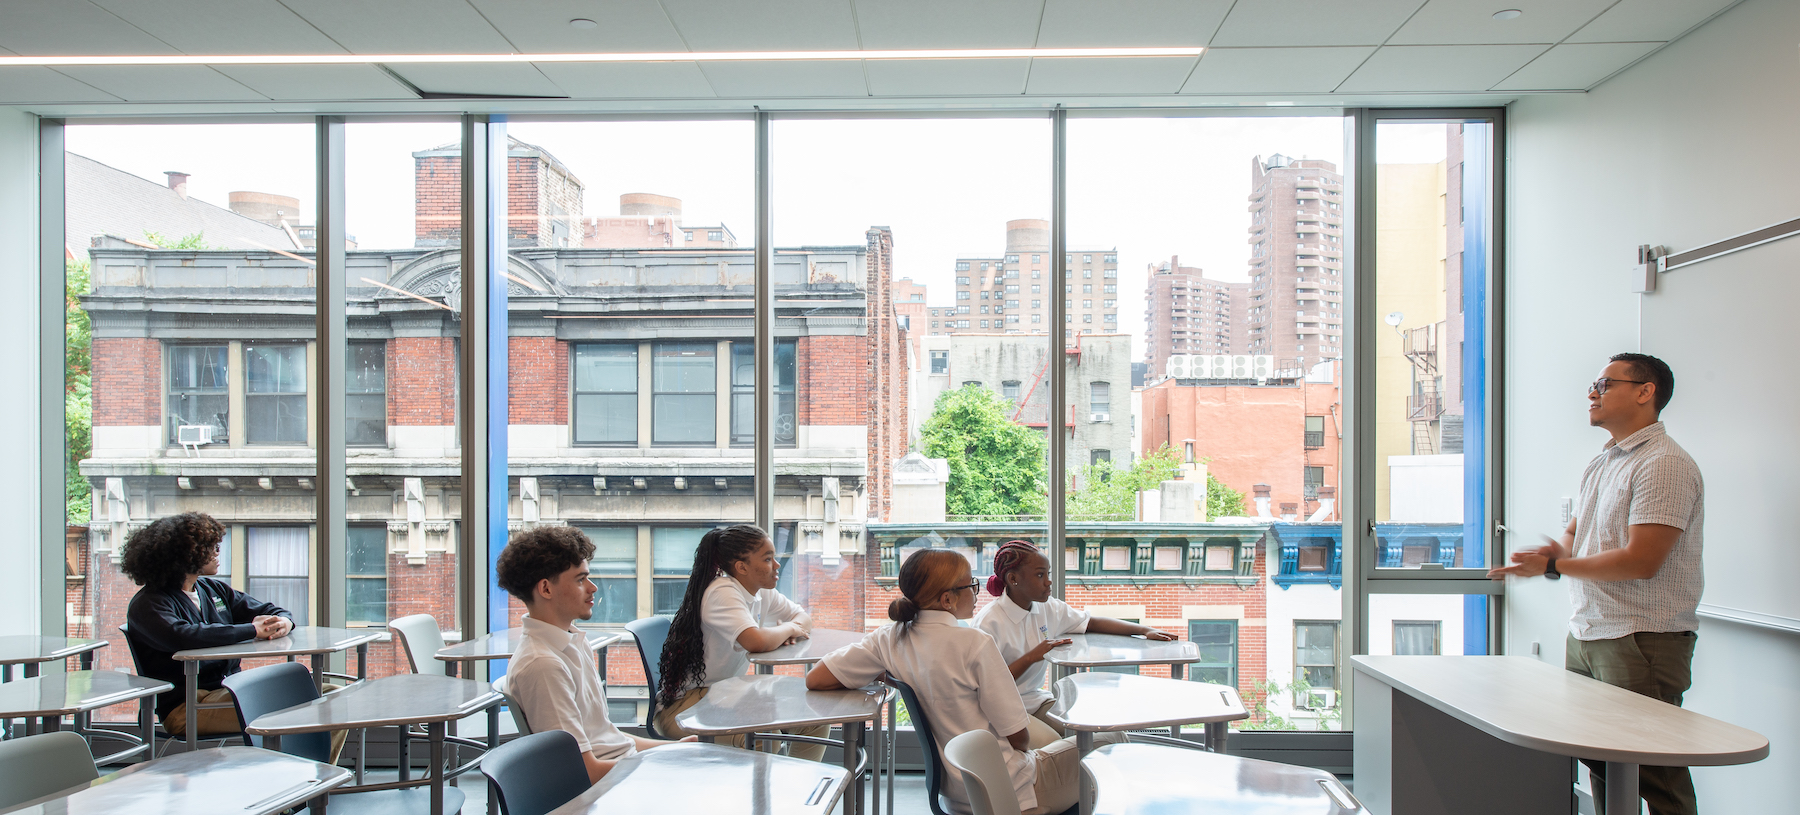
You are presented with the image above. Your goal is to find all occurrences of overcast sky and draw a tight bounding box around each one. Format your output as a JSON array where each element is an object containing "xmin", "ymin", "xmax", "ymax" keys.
[{"xmin": 66, "ymin": 117, "xmax": 1452, "ymax": 356}]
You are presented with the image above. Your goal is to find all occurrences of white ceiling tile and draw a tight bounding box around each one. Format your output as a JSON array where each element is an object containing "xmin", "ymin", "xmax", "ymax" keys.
[
  {"xmin": 284, "ymin": 0, "xmax": 516, "ymax": 54},
  {"xmin": 87, "ymin": 0, "xmax": 349, "ymax": 55},
  {"xmin": 465, "ymin": 0, "xmax": 690, "ymax": 54},
  {"xmin": 863, "ymin": 59, "xmax": 1029, "ymax": 96},
  {"xmin": 531, "ymin": 62, "xmax": 719, "ymax": 98},
  {"xmin": 853, "ymin": 0, "xmax": 1042, "ymax": 49},
  {"xmin": 211, "ymin": 64, "xmax": 416, "ymax": 100},
  {"xmin": 1024, "ymin": 56, "xmax": 1199, "ymax": 95},
  {"xmin": 0, "ymin": 2, "xmax": 180, "ymax": 56},
  {"xmin": 384, "ymin": 63, "xmax": 570, "ymax": 97},
  {"xmin": 54, "ymin": 65, "xmax": 268, "ymax": 101},
  {"xmin": 0, "ymin": 67, "xmax": 121, "ymax": 104},
  {"xmin": 1568, "ymin": 0, "xmax": 1738, "ymax": 43},
  {"xmin": 1181, "ymin": 47, "xmax": 1376, "ymax": 95},
  {"xmin": 1390, "ymin": 0, "xmax": 1616, "ymax": 45},
  {"xmin": 1210, "ymin": 0, "xmax": 1428, "ymax": 47},
  {"xmin": 659, "ymin": 0, "xmax": 860, "ymax": 52},
  {"xmin": 1336, "ymin": 44, "xmax": 1548, "ymax": 92},
  {"xmin": 696, "ymin": 60, "xmax": 868, "ymax": 97},
  {"xmin": 1490, "ymin": 41, "xmax": 1660, "ymax": 90},
  {"xmin": 1037, "ymin": 0, "xmax": 1233, "ymax": 47}
]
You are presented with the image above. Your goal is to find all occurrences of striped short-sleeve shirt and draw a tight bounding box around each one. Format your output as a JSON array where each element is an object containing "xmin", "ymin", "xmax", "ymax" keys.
[{"xmin": 1568, "ymin": 421, "xmax": 1705, "ymax": 641}]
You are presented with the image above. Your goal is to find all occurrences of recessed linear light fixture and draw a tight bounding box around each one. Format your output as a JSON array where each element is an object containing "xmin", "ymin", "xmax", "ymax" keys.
[{"xmin": 0, "ymin": 46, "xmax": 1203, "ymax": 68}]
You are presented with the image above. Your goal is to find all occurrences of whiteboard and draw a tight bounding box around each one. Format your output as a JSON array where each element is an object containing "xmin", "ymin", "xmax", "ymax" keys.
[{"xmin": 1640, "ymin": 236, "xmax": 1800, "ymax": 625}]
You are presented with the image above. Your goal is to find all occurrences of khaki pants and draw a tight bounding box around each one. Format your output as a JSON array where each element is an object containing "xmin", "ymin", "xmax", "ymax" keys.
[
  {"xmin": 165, "ymin": 685, "xmax": 348, "ymax": 764},
  {"xmin": 1567, "ymin": 632, "xmax": 1698, "ymax": 815},
  {"xmin": 1022, "ymin": 732, "xmax": 1126, "ymax": 815},
  {"xmin": 1024, "ymin": 699, "xmax": 1064, "ymax": 750},
  {"xmin": 657, "ymin": 686, "xmax": 831, "ymax": 763}
]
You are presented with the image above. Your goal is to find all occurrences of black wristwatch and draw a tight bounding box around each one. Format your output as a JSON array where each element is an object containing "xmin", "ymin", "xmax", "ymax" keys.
[{"xmin": 1544, "ymin": 557, "xmax": 1562, "ymax": 580}]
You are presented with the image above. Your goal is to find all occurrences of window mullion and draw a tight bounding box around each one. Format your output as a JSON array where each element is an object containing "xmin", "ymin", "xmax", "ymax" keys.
[{"xmin": 316, "ymin": 115, "xmax": 347, "ymax": 632}]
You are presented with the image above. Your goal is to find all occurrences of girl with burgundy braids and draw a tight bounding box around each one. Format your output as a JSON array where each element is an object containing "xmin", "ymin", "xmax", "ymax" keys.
[{"xmin": 972, "ymin": 540, "xmax": 1177, "ymax": 747}]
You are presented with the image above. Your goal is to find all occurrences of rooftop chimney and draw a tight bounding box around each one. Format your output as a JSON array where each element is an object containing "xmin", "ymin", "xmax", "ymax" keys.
[
  {"xmin": 1253, "ymin": 483, "xmax": 1273, "ymax": 519},
  {"xmin": 165, "ymin": 171, "xmax": 190, "ymax": 199}
]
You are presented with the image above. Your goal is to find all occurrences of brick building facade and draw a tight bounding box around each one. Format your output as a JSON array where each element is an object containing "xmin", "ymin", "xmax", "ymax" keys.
[
  {"xmin": 1245, "ymin": 155, "xmax": 1345, "ymax": 370},
  {"xmin": 1142, "ymin": 256, "xmax": 1250, "ymax": 376}
]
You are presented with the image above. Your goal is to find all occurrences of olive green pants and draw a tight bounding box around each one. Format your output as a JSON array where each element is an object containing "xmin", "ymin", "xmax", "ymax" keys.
[{"xmin": 1566, "ymin": 632, "xmax": 1698, "ymax": 815}]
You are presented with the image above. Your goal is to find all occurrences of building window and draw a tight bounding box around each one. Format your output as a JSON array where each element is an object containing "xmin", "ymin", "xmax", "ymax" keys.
[
  {"xmin": 574, "ymin": 344, "xmax": 638, "ymax": 445},
  {"xmin": 1001, "ymin": 380, "xmax": 1021, "ymax": 403},
  {"xmin": 1006, "ymin": 254, "xmax": 1019, "ymax": 263},
  {"xmin": 956, "ymin": 306, "xmax": 970, "ymax": 315},
  {"xmin": 1295, "ymin": 621, "xmax": 1339, "ymax": 690},
  {"xmin": 683, "ymin": 230, "xmax": 693, "ymax": 241},
  {"xmin": 247, "ymin": 526, "xmax": 310, "ymax": 626},
  {"xmin": 1005, "ymin": 285, "xmax": 1019, "ymax": 294},
  {"xmin": 955, "ymin": 276, "xmax": 970, "ymax": 285},
  {"xmin": 1031, "ymin": 254, "xmax": 1040, "ymax": 263},
  {"xmin": 345, "ymin": 525, "xmax": 387, "ymax": 626},
  {"xmin": 167, "ymin": 344, "xmax": 229, "ymax": 445},
  {"xmin": 956, "ymin": 261, "xmax": 971, "ymax": 271},
  {"xmin": 1090, "ymin": 382, "xmax": 1110, "ymax": 415},
  {"xmin": 956, "ymin": 291, "xmax": 970, "ymax": 300},
  {"xmin": 1393, "ymin": 621, "xmax": 1441, "ymax": 656},
  {"xmin": 580, "ymin": 526, "xmax": 639, "ymax": 625},
  {"xmin": 1305, "ymin": 415, "xmax": 1326, "ymax": 448},
  {"xmin": 1031, "ymin": 314, "xmax": 1042, "ymax": 324},
  {"xmin": 652, "ymin": 528, "xmax": 706, "ymax": 615},
  {"xmin": 1188, "ymin": 620, "xmax": 1237, "ymax": 686},
  {"xmin": 652, "ymin": 342, "xmax": 716, "ymax": 445},
  {"xmin": 707, "ymin": 230, "xmax": 722, "ymax": 241},
  {"xmin": 345, "ymin": 342, "xmax": 387, "ymax": 446},
  {"xmin": 1091, "ymin": 449, "xmax": 1111, "ymax": 466},
  {"xmin": 929, "ymin": 350, "xmax": 949, "ymax": 375},
  {"xmin": 245, "ymin": 344, "xmax": 307, "ymax": 445},
  {"xmin": 1104, "ymin": 313, "xmax": 1117, "ymax": 323},
  {"xmin": 730, "ymin": 340, "xmax": 796, "ymax": 446},
  {"xmin": 1304, "ymin": 466, "xmax": 1325, "ymax": 499}
]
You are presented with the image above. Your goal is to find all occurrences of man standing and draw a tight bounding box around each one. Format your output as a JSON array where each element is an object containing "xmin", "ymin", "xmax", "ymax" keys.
[{"xmin": 1490, "ymin": 352, "xmax": 1703, "ymax": 815}]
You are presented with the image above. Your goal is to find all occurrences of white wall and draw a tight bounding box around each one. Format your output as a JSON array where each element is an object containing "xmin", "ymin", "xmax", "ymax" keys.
[
  {"xmin": 0, "ymin": 106, "xmax": 42, "ymax": 636},
  {"xmin": 1505, "ymin": 0, "xmax": 1800, "ymax": 808}
]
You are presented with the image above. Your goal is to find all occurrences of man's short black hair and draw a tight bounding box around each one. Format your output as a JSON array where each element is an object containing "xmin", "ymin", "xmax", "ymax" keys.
[
  {"xmin": 495, "ymin": 526, "xmax": 596, "ymax": 604},
  {"xmin": 1610, "ymin": 352, "xmax": 1675, "ymax": 412}
]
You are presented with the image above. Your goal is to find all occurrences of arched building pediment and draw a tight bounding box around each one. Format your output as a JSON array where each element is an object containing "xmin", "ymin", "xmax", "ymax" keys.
[{"xmin": 382, "ymin": 249, "xmax": 565, "ymax": 304}]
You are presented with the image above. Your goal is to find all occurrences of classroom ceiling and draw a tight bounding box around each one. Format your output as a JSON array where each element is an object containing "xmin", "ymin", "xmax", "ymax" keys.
[{"xmin": 0, "ymin": 0, "xmax": 1742, "ymax": 110}]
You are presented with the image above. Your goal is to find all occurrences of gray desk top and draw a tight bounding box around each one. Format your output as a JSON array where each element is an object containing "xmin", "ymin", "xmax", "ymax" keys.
[
  {"xmin": 172, "ymin": 626, "xmax": 385, "ymax": 662},
  {"xmin": 675, "ymin": 674, "xmax": 889, "ymax": 736},
  {"xmin": 1084, "ymin": 743, "xmax": 1360, "ymax": 815},
  {"xmin": 435, "ymin": 628, "xmax": 624, "ymax": 662},
  {"xmin": 245, "ymin": 673, "xmax": 501, "ymax": 735},
  {"xmin": 1043, "ymin": 633, "xmax": 1200, "ymax": 668},
  {"xmin": 548, "ymin": 742, "xmax": 847, "ymax": 815},
  {"xmin": 0, "ymin": 670, "xmax": 170, "ymax": 718},
  {"xmin": 1047, "ymin": 673, "xmax": 1247, "ymax": 732},
  {"xmin": 0, "ymin": 637, "xmax": 106, "ymax": 667},
  {"xmin": 748, "ymin": 629, "xmax": 866, "ymax": 666},
  {"xmin": 0, "ymin": 746, "xmax": 351, "ymax": 815},
  {"xmin": 1353, "ymin": 655, "xmax": 1769, "ymax": 766}
]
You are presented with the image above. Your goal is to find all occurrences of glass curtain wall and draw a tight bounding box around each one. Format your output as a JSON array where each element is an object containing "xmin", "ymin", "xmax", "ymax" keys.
[
  {"xmin": 338, "ymin": 121, "xmax": 465, "ymax": 677},
  {"xmin": 500, "ymin": 119, "xmax": 755, "ymax": 725},
  {"xmin": 773, "ymin": 115, "xmax": 1052, "ymax": 689},
  {"xmin": 63, "ymin": 122, "xmax": 318, "ymax": 712},
  {"xmin": 1065, "ymin": 115, "xmax": 1350, "ymax": 729}
]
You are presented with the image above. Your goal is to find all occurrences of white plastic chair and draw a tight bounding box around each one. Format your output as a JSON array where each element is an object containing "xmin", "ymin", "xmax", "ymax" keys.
[
  {"xmin": 944, "ymin": 729, "xmax": 1022, "ymax": 815},
  {"xmin": 492, "ymin": 674, "xmax": 534, "ymax": 736},
  {"xmin": 387, "ymin": 614, "xmax": 447, "ymax": 676},
  {"xmin": 0, "ymin": 731, "xmax": 99, "ymax": 809}
]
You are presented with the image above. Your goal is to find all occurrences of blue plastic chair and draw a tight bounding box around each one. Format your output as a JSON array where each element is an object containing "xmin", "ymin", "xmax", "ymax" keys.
[
  {"xmin": 889, "ymin": 678, "xmax": 953, "ymax": 815},
  {"xmin": 480, "ymin": 730, "xmax": 591, "ymax": 815},
  {"xmin": 623, "ymin": 615, "xmax": 672, "ymax": 738},
  {"xmin": 223, "ymin": 662, "xmax": 465, "ymax": 815}
]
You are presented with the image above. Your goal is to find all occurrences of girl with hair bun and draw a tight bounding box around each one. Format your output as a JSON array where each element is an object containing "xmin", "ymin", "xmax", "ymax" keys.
[
  {"xmin": 655, "ymin": 523, "xmax": 828, "ymax": 760},
  {"xmin": 972, "ymin": 540, "xmax": 1177, "ymax": 747},
  {"xmin": 807, "ymin": 548, "xmax": 1121, "ymax": 815}
]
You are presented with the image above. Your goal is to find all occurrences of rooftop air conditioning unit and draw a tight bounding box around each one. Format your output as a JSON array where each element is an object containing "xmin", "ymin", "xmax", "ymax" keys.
[
  {"xmin": 1231, "ymin": 355, "xmax": 1254, "ymax": 379},
  {"xmin": 1208, "ymin": 355, "xmax": 1230, "ymax": 379},
  {"xmin": 1165, "ymin": 355, "xmax": 1193, "ymax": 379},
  {"xmin": 1252, "ymin": 355, "xmax": 1276, "ymax": 379},
  {"xmin": 1090, "ymin": 413, "xmax": 1110, "ymax": 423}
]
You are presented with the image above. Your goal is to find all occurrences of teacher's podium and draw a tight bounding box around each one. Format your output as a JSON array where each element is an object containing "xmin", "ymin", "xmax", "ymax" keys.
[{"xmin": 1352, "ymin": 655, "xmax": 1766, "ymax": 815}]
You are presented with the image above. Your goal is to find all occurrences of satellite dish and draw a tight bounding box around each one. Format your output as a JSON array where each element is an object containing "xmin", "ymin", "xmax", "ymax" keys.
[{"xmin": 1384, "ymin": 311, "xmax": 1404, "ymax": 327}]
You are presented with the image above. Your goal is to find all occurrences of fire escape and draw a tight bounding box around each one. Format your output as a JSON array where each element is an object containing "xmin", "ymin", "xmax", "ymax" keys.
[{"xmin": 1402, "ymin": 324, "xmax": 1443, "ymax": 455}]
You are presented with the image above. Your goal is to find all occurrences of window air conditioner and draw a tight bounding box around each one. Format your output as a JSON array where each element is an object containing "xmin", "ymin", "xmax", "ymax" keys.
[
  {"xmin": 1299, "ymin": 689, "xmax": 1339, "ymax": 710},
  {"xmin": 177, "ymin": 425, "xmax": 214, "ymax": 445},
  {"xmin": 1090, "ymin": 413, "xmax": 1110, "ymax": 423}
]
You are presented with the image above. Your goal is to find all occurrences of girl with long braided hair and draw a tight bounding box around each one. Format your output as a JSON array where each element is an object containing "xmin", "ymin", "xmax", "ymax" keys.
[
  {"xmin": 972, "ymin": 540, "xmax": 1178, "ymax": 747},
  {"xmin": 653, "ymin": 523, "xmax": 829, "ymax": 760}
]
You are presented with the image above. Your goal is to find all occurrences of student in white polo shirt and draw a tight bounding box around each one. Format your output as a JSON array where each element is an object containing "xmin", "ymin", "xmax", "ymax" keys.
[
  {"xmin": 654, "ymin": 524, "xmax": 829, "ymax": 761},
  {"xmin": 807, "ymin": 549, "xmax": 1122, "ymax": 815},
  {"xmin": 497, "ymin": 527, "xmax": 692, "ymax": 783},
  {"xmin": 973, "ymin": 540, "xmax": 1177, "ymax": 748}
]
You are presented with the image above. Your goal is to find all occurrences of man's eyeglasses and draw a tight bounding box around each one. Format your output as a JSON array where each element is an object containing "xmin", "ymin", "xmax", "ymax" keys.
[{"xmin": 1589, "ymin": 377, "xmax": 1648, "ymax": 396}]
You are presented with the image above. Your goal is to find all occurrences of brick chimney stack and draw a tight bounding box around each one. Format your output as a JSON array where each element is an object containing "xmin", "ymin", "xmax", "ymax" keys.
[{"xmin": 165, "ymin": 171, "xmax": 190, "ymax": 199}]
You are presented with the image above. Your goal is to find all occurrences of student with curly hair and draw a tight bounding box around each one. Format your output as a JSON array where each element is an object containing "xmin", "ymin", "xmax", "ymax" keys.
[
  {"xmin": 973, "ymin": 540, "xmax": 1177, "ymax": 747},
  {"xmin": 654, "ymin": 524, "xmax": 828, "ymax": 760},
  {"xmin": 808, "ymin": 549, "xmax": 1122, "ymax": 815},
  {"xmin": 497, "ymin": 526, "xmax": 690, "ymax": 783},
  {"xmin": 121, "ymin": 512, "xmax": 298, "ymax": 739}
]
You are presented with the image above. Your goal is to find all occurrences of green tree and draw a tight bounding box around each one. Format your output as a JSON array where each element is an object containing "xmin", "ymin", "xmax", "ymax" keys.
[
  {"xmin": 142, "ymin": 230, "xmax": 221, "ymax": 250},
  {"xmin": 66, "ymin": 260, "xmax": 92, "ymax": 524},
  {"xmin": 1207, "ymin": 473, "xmax": 1248, "ymax": 519},
  {"xmin": 1067, "ymin": 444, "xmax": 1185, "ymax": 521},
  {"xmin": 919, "ymin": 385, "xmax": 1047, "ymax": 518}
]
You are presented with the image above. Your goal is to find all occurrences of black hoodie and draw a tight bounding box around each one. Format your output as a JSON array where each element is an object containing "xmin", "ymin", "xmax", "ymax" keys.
[{"xmin": 124, "ymin": 577, "xmax": 291, "ymax": 718}]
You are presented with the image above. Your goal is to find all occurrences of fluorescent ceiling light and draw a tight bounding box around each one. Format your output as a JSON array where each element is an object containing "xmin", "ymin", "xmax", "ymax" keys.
[{"xmin": 0, "ymin": 47, "xmax": 1203, "ymax": 68}]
